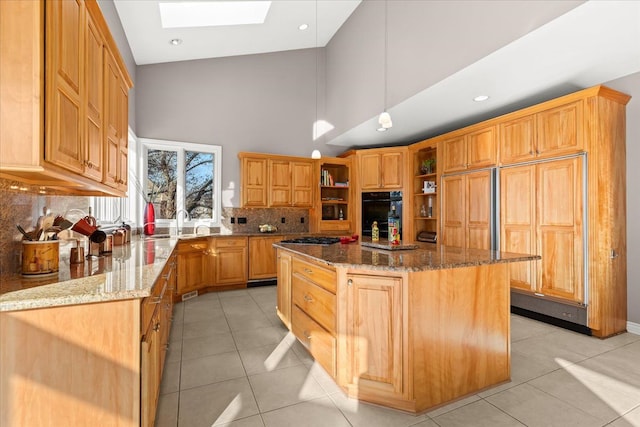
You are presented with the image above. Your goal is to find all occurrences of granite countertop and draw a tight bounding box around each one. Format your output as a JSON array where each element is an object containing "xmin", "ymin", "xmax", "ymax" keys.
[
  {"xmin": 273, "ymin": 237, "xmax": 540, "ymax": 272},
  {"xmin": 0, "ymin": 237, "xmax": 178, "ymax": 312}
]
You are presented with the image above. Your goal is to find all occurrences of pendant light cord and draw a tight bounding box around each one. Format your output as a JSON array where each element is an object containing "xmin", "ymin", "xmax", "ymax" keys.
[{"xmin": 384, "ymin": 0, "xmax": 388, "ymax": 113}]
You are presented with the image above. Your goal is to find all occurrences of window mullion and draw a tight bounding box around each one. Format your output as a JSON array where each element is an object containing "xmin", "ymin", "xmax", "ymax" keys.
[{"xmin": 176, "ymin": 148, "xmax": 186, "ymax": 223}]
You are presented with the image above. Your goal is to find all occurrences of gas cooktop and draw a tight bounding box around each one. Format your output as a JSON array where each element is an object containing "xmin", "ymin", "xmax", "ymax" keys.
[{"xmin": 280, "ymin": 237, "xmax": 340, "ymax": 245}]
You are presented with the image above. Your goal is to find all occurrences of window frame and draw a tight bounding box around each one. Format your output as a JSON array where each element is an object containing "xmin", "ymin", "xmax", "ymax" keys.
[{"xmin": 140, "ymin": 138, "xmax": 222, "ymax": 228}]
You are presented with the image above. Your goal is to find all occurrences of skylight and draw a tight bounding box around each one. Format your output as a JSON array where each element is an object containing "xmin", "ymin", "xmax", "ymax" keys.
[{"xmin": 159, "ymin": 1, "xmax": 272, "ymax": 29}]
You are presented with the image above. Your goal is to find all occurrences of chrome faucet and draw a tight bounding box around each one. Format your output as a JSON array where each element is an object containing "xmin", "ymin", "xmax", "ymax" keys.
[{"xmin": 175, "ymin": 209, "xmax": 191, "ymax": 235}]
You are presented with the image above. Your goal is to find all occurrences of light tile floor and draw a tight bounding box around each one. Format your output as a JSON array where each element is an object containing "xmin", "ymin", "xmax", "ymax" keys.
[{"xmin": 155, "ymin": 286, "xmax": 640, "ymax": 427}]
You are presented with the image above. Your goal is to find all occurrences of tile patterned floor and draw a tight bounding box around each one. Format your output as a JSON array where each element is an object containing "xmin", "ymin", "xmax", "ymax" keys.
[{"xmin": 155, "ymin": 286, "xmax": 640, "ymax": 427}]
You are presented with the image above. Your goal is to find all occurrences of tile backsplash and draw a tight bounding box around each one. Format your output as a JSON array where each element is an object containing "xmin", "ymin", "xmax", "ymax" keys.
[
  {"xmin": 220, "ymin": 207, "xmax": 309, "ymax": 234},
  {"xmin": 0, "ymin": 179, "xmax": 91, "ymax": 277}
]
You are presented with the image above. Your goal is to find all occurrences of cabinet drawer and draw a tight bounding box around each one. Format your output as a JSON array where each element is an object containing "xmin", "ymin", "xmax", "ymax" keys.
[
  {"xmin": 177, "ymin": 239, "xmax": 208, "ymax": 253},
  {"xmin": 142, "ymin": 276, "xmax": 168, "ymax": 334},
  {"xmin": 292, "ymin": 275, "xmax": 336, "ymax": 333},
  {"xmin": 215, "ymin": 237, "xmax": 247, "ymax": 248},
  {"xmin": 292, "ymin": 258, "xmax": 336, "ymax": 293},
  {"xmin": 292, "ymin": 305, "xmax": 336, "ymax": 378}
]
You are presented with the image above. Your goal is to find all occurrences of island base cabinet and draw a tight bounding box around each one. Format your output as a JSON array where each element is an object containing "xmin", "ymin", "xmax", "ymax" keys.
[
  {"xmin": 291, "ymin": 305, "xmax": 336, "ymax": 377},
  {"xmin": 276, "ymin": 249, "xmax": 292, "ymax": 328},
  {"xmin": 410, "ymin": 264, "xmax": 510, "ymax": 410},
  {"xmin": 0, "ymin": 300, "xmax": 141, "ymax": 427},
  {"xmin": 339, "ymin": 272, "xmax": 411, "ymax": 410}
]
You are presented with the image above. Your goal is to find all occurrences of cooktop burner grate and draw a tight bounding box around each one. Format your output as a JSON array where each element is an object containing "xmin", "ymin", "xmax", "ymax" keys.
[{"xmin": 280, "ymin": 237, "xmax": 341, "ymax": 245}]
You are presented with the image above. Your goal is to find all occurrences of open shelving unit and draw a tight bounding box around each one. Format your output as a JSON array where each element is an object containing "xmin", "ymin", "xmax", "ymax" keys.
[
  {"xmin": 408, "ymin": 141, "xmax": 440, "ymax": 242},
  {"xmin": 312, "ymin": 157, "xmax": 352, "ymax": 232}
]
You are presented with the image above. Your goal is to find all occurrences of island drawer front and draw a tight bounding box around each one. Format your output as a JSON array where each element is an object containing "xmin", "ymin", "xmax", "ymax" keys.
[
  {"xmin": 292, "ymin": 305, "xmax": 336, "ymax": 377},
  {"xmin": 215, "ymin": 237, "xmax": 247, "ymax": 248},
  {"xmin": 292, "ymin": 258, "xmax": 336, "ymax": 293},
  {"xmin": 141, "ymin": 272, "xmax": 169, "ymax": 334},
  {"xmin": 292, "ymin": 275, "xmax": 336, "ymax": 333}
]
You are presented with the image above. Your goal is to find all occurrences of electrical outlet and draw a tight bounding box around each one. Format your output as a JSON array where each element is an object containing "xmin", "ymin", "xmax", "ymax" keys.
[
  {"xmin": 300, "ymin": 217, "xmax": 305, "ymax": 223},
  {"xmin": 230, "ymin": 217, "xmax": 235, "ymax": 224},
  {"xmin": 238, "ymin": 217, "xmax": 247, "ymax": 224},
  {"xmin": 281, "ymin": 217, "xmax": 285, "ymax": 223}
]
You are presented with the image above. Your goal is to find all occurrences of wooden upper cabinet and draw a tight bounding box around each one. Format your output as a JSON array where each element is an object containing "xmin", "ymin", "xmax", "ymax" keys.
[
  {"xmin": 240, "ymin": 153, "xmax": 314, "ymax": 207},
  {"xmin": 442, "ymin": 126, "xmax": 496, "ymax": 173},
  {"xmin": 536, "ymin": 100, "xmax": 583, "ymax": 158},
  {"xmin": 103, "ymin": 49, "xmax": 120, "ymax": 189},
  {"xmin": 500, "ymin": 101, "xmax": 584, "ymax": 165},
  {"xmin": 499, "ymin": 115, "xmax": 536, "ymax": 164},
  {"xmin": 45, "ymin": 0, "xmax": 84, "ymax": 175},
  {"xmin": 269, "ymin": 160, "xmax": 292, "ymax": 206},
  {"xmin": 241, "ymin": 156, "xmax": 268, "ymax": 207},
  {"xmin": 292, "ymin": 161, "xmax": 314, "ymax": 207},
  {"xmin": 0, "ymin": 0, "xmax": 132, "ymax": 196},
  {"xmin": 84, "ymin": 10, "xmax": 104, "ymax": 181},
  {"xmin": 358, "ymin": 149, "xmax": 404, "ymax": 190},
  {"xmin": 442, "ymin": 136, "xmax": 467, "ymax": 173}
]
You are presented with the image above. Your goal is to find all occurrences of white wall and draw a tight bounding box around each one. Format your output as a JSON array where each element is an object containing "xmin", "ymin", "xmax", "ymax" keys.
[{"xmin": 604, "ymin": 71, "xmax": 640, "ymax": 324}]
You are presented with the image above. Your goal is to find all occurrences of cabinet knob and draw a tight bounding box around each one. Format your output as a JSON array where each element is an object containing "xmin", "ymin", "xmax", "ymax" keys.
[
  {"xmin": 303, "ymin": 294, "xmax": 314, "ymax": 303},
  {"xmin": 304, "ymin": 268, "xmax": 313, "ymax": 274},
  {"xmin": 153, "ymin": 322, "xmax": 161, "ymax": 332},
  {"xmin": 347, "ymin": 279, "xmax": 353, "ymax": 286},
  {"xmin": 303, "ymin": 330, "xmax": 312, "ymax": 340},
  {"xmin": 610, "ymin": 249, "xmax": 619, "ymax": 259}
]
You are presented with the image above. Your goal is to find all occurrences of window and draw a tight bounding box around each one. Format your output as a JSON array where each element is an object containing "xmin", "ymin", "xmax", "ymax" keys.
[{"xmin": 140, "ymin": 139, "xmax": 222, "ymax": 227}]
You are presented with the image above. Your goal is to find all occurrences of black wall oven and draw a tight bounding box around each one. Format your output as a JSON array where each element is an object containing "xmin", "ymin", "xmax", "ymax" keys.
[{"xmin": 361, "ymin": 191, "xmax": 402, "ymax": 239}]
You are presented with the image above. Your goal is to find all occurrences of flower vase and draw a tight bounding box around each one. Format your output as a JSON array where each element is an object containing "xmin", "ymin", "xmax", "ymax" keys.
[{"xmin": 143, "ymin": 202, "xmax": 155, "ymax": 235}]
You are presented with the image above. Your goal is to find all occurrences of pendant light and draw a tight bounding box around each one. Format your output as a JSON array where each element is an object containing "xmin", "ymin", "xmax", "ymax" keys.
[
  {"xmin": 311, "ymin": 0, "xmax": 322, "ymax": 158},
  {"xmin": 377, "ymin": 0, "xmax": 392, "ymax": 132}
]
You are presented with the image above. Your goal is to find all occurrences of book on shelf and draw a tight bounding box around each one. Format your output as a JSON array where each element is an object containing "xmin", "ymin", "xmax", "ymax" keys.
[{"xmin": 321, "ymin": 169, "xmax": 335, "ymax": 186}]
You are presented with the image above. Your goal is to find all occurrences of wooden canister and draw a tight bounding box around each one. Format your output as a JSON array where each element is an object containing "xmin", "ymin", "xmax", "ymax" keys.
[{"xmin": 22, "ymin": 241, "xmax": 60, "ymax": 276}]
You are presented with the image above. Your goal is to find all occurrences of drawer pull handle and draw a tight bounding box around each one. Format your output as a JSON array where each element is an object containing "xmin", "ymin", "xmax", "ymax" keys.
[
  {"xmin": 611, "ymin": 249, "xmax": 619, "ymax": 259},
  {"xmin": 303, "ymin": 330, "xmax": 312, "ymax": 340},
  {"xmin": 303, "ymin": 295, "xmax": 313, "ymax": 302},
  {"xmin": 304, "ymin": 268, "xmax": 313, "ymax": 274}
]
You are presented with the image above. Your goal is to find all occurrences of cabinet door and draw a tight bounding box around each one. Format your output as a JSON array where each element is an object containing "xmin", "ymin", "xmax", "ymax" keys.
[
  {"xmin": 441, "ymin": 175, "xmax": 465, "ymax": 247},
  {"xmin": 292, "ymin": 161, "xmax": 314, "ymax": 206},
  {"xmin": 269, "ymin": 160, "xmax": 291, "ymax": 206},
  {"xmin": 536, "ymin": 101, "xmax": 583, "ymax": 158},
  {"xmin": 45, "ymin": 0, "xmax": 84, "ymax": 174},
  {"xmin": 116, "ymin": 79, "xmax": 129, "ymax": 191},
  {"xmin": 242, "ymin": 157, "xmax": 268, "ymax": 207},
  {"xmin": 177, "ymin": 251, "xmax": 208, "ymax": 294},
  {"xmin": 346, "ymin": 274, "xmax": 404, "ymax": 398},
  {"xmin": 215, "ymin": 247, "xmax": 247, "ymax": 285},
  {"xmin": 442, "ymin": 136, "xmax": 467, "ymax": 173},
  {"xmin": 359, "ymin": 153, "xmax": 382, "ymax": 189},
  {"xmin": 537, "ymin": 157, "xmax": 584, "ymax": 302},
  {"xmin": 500, "ymin": 165, "xmax": 536, "ymax": 292},
  {"xmin": 141, "ymin": 312, "xmax": 160, "ymax": 427},
  {"xmin": 276, "ymin": 250, "xmax": 292, "ymax": 328},
  {"xmin": 499, "ymin": 115, "xmax": 536, "ymax": 164},
  {"xmin": 381, "ymin": 152, "xmax": 403, "ymax": 189},
  {"xmin": 466, "ymin": 171, "xmax": 491, "ymax": 250},
  {"xmin": 249, "ymin": 236, "xmax": 281, "ymax": 280},
  {"xmin": 84, "ymin": 12, "xmax": 103, "ymax": 181},
  {"xmin": 103, "ymin": 49, "xmax": 120, "ymax": 189},
  {"xmin": 467, "ymin": 126, "xmax": 496, "ymax": 169}
]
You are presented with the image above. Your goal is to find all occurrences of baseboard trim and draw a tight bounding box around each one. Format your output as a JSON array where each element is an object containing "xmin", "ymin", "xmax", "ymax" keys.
[{"xmin": 627, "ymin": 321, "xmax": 640, "ymax": 336}]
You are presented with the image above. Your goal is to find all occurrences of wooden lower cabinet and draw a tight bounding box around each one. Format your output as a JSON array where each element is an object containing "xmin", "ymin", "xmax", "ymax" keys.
[
  {"xmin": 249, "ymin": 235, "xmax": 284, "ymax": 280},
  {"xmin": 214, "ymin": 237, "xmax": 247, "ymax": 285},
  {"xmin": 276, "ymin": 249, "xmax": 292, "ymax": 327},
  {"xmin": 176, "ymin": 238, "xmax": 211, "ymax": 295},
  {"xmin": 289, "ymin": 257, "xmax": 337, "ymax": 377},
  {"xmin": 342, "ymin": 273, "xmax": 406, "ymax": 403},
  {"xmin": 0, "ymin": 254, "xmax": 176, "ymax": 427}
]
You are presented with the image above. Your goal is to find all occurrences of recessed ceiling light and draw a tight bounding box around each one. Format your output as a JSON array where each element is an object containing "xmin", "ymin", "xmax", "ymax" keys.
[
  {"xmin": 159, "ymin": 1, "xmax": 272, "ymax": 29},
  {"xmin": 473, "ymin": 95, "xmax": 490, "ymax": 102},
  {"xmin": 299, "ymin": 24, "xmax": 309, "ymax": 31},
  {"xmin": 169, "ymin": 38, "xmax": 183, "ymax": 46}
]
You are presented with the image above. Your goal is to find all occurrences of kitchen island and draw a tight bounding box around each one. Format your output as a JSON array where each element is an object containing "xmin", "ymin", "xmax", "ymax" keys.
[{"xmin": 274, "ymin": 239, "xmax": 539, "ymax": 413}]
